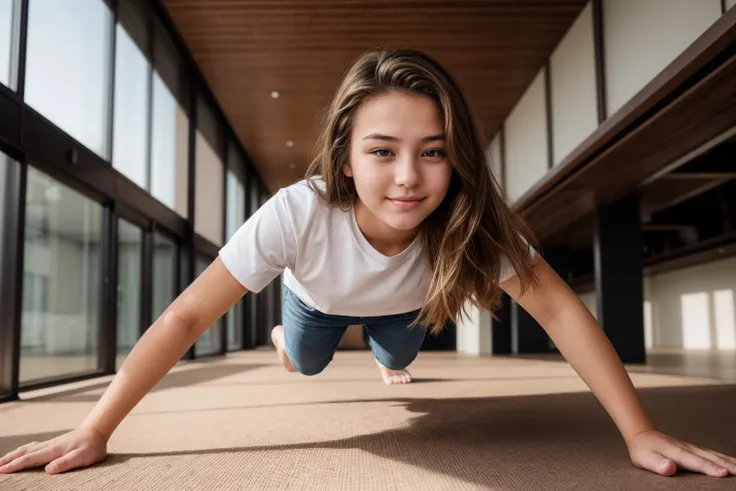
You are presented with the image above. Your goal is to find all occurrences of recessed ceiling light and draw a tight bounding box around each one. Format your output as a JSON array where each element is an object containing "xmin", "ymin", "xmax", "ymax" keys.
[
  {"xmin": 271, "ymin": 91, "xmax": 280, "ymax": 99},
  {"xmin": 288, "ymin": 163, "xmax": 296, "ymax": 169},
  {"xmin": 286, "ymin": 140, "xmax": 294, "ymax": 148}
]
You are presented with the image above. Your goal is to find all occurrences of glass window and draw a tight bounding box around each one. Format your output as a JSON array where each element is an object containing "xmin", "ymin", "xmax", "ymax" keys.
[
  {"xmin": 225, "ymin": 143, "xmax": 245, "ymax": 350},
  {"xmin": 25, "ymin": 0, "xmax": 113, "ymax": 158},
  {"xmin": 112, "ymin": 24, "xmax": 150, "ymax": 188},
  {"xmin": 0, "ymin": 0, "xmax": 21, "ymax": 89},
  {"xmin": 246, "ymin": 178, "xmax": 260, "ymax": 342},
  {"xmin": 194, "ymin": 255, "xmax": 222, "ymax": 355},
  {"xmin": 116, "ymin": 219, "xmax": 142, "ymax": 370},
  {"xmin": 195, "ymin": 97, "xmax": 224, "ymax": 246},
  {"xmin": 20, "ymin": 167, "xmax": 103, "ymax": 382},
  {"xmin": 226, "ymin": 143, "xmax": 246, "ymax": 241},
  {"xmin": 152, "ymin": 230, "xmax": 177, "ymax": 322},
  {"xmin": 150, "ymin": 18, "xmax": 188, "ymax": 218},
  {"xmin": 227, "ymin": 301, "xmax": 243, "ymax": 351}
]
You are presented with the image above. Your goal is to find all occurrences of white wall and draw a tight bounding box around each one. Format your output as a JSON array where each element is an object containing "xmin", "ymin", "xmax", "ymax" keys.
[
  {"xmin": 550, "ymin": 2, "xmax": 598, "ymax": 165},
  {"xmin": 575, "ymin": 257, "xmax": 736, "ymax": 351},
  {"xmin": 603, "ymin": 0, "xmax": 722, "ymax": 116},
  {"xmin": 487, "ymin": 132, "xmax": 503, "ymax": 188},
  {"xmin": 456, "ymin": 302, "xmax": 493, "ymax": 356},
  {"xmin": 579, "ymin": 291, "xmax": 597, "ymax": 320},
  {"xmin": 646, "ymin": 257, "xmax": 736, "ymax": 350},
  {"xmin": 504, "ymin": 69, "xmax": 548, "ymax": 202},
  {"xmin": 727, "ymin": 0, "xmax": 735, "ymax": 11}
]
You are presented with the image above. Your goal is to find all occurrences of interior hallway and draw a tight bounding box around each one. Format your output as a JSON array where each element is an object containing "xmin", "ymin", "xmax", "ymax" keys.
[
  {"xmin": 1, "ymin": 350, "xmax": 735, "ymax": 490},
  {"xmin": 518, "ymin": 349, "xmax": 736, "ymax": 382}
]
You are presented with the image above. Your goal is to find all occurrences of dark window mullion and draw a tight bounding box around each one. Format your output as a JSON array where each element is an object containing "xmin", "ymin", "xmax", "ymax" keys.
[
  {"xmin": 100, "ymin": 206, "xmax": 118, "ymax": 375},
  {"xmin": 0, "ymin": 157, "xmax": 27, "ymax": 400},
  {"xmin": 220, "ymin": 130, "xmax": 228, "ymax": 355},
  {"xmin": 15, "ymin": 0, "xmax": 30, "ymax": 100},
  {"xmin": 105, "ymin": 0, "xmax": 118, "ymax": 163},
  {"xmin": 140, "ymin": 225, "xmax": 153, "ymax": 338}
]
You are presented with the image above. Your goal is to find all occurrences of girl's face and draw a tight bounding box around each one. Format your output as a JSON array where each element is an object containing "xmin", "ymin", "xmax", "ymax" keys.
[{"xmin": 346, "ymin": 91, "xmax": 452, "ymax": 236}]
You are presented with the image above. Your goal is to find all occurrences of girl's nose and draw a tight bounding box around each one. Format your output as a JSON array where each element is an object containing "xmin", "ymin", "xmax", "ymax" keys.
[{"xmin": 394, "ymin": 155, "xmax": 420, "ymax": 188}]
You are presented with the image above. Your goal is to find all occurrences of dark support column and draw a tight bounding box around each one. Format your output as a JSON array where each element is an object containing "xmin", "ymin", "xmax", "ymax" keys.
[
  {"xmin": 594, "ymin": 193, "xmax": 646, "ymax": 364},
  {"xmin": 491, "ymin": 294, "xmax": 512, "ymax": 355},
  {"xmin": 512, "ymin": 301, "xmax": 549, "ymax": 354},
  {"xmin": 512, "ymin": 247, "xmax": 571, "ymax": 354}
]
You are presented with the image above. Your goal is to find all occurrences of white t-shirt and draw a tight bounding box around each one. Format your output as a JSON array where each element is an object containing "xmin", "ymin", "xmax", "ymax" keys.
[{"xmin": 219, "ymin": 179, "xmax": 519, "ymax": 316}]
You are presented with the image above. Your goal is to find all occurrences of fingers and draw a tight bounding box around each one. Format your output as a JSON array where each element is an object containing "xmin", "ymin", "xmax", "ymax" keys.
[
  {"xmin": 0, "ymin": 442, "xmax": 39, "ymax": 468},
  {"xmin": 669, "ymin": 445, "xmax": 729, "ymax": 477},
  {"xmin": 45, "ymin": 448, "xmax": 86, "ymax": 475},
  {"xmin": 636, "ymin": 450, "xmax": 677, "ymax": 477},
  {"xmin": 0, "ymin": 445, "xmax": 62, "ymax": 474},
  {"xmin": 684, "ymin": 444, "xmax": 736, "ymax": 476}
]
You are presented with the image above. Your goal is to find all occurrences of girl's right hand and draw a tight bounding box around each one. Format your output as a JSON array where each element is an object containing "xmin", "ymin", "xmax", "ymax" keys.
[{"xmin": 0, "ymin": 426, "xmax": 107, "ymax": 475}]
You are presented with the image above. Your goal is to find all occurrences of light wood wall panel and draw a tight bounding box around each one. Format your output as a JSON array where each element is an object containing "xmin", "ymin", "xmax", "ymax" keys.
[
  {"xmin": 504, "ymin": 70, "xmax": 549, "ymax": 203},
  {"xmin": 603, "ymin": 0, "xmax": 722, "ymax": 116},
  {"xmin": 550, "ymin": 2, "xmax": 598, "ymax": 165}
]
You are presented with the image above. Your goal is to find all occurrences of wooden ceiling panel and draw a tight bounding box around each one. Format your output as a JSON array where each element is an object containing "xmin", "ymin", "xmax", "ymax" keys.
[{"xmin": 163, "ymin": 0, "xmax": 587, "ymax": 191}]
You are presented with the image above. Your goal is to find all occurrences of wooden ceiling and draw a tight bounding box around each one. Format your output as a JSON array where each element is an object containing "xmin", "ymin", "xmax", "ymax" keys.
[{"xmin": 161, "ymin": 0, "xmax": 587, "ymax": 191}]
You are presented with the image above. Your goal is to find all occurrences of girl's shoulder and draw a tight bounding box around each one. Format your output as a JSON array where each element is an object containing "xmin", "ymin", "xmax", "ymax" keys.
[
  {"xmin": 273, "ymin": 177, "xmax": 346, "ymax": 226},
  {"xmin": 276, "ymin": 177, "xmax": 328, "ymax": 210}
]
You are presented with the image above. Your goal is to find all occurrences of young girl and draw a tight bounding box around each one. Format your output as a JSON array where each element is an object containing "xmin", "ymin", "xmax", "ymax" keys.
[{"xmin": 1, "ymin": 49, "xmax": 735, "ymax": 479}]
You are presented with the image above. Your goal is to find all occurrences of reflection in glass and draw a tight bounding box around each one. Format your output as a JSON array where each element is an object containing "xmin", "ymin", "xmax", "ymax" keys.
[
  {"xmin": 195, "ymin": 96, "xmax": 224, "ymax": 246},
  {"xmin": 112, "ymin": 25, "xmax": 150, "ymax": 188},
  {"xmin": 195, "ymin": 255, "xmax": 222, "ymax": 355},
  {"xmin": 226, "ymin": 145, "xmax": 246, "ymax": 350},
  {"xmin": 226, "ymin": 145, "xmax": 246, "ymax": 241},
  {"xmin": 151, "ymin": 73, "xmax": 189, "ymax": 217},
  {"xmin": 21, "ymin": 167, "xmax": 102, "ymax": 382},
  {"xmin": 227, "ymin": 301, "xmax": 244, "ymax": 351},
  {"xmin": 152, "ymin": 230, "xmax": 177, "ymax": 322},
  {"xmin": 25, "ymin": 0, "xmax": 112, "ymax": 157},
  {"xmin": 0, "ymin": 0, "xmax": 20, "ymax": 89},
  {"xmin": 116, "ymin": 219, "xmax": 142, "ymax": 370}
]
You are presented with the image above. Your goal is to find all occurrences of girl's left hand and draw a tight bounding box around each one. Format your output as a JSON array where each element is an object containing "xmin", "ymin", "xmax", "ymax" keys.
[{"xmin": 627, "ymin": 429, "xmax": 736, "ymax": 477}]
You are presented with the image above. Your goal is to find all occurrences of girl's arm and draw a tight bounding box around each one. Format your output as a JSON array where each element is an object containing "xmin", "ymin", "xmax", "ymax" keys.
[
  {"xmin": 0, "ymin": 257, "xmax": 248, "ymax": 475},
  {"xmin": 500, "ymin": 257, "xmax": 736, "ymax": 478}
]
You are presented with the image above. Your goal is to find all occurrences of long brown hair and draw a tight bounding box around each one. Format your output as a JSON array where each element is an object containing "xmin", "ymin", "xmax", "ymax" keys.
[{"xmin": 306, "ymin": 49, "xmax": 539, "ymax": 335}]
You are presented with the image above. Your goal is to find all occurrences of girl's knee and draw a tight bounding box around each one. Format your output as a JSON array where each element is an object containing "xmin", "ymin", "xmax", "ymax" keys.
[
  {"xmin": 377, "ymin": 352, "xmax": 418, "ymax": 371},
  {"xmin": 296, "ymin": 363, "xmax": 328, "ymax": 376},
  {"xmin": 289, "ymin": 352, "xmax": 332, "ymax": 376}
]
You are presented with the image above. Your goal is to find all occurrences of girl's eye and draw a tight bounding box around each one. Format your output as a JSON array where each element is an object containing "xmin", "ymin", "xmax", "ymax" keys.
[
  {"xmin": 423, "ymin": 149, "xmax": 446, "ymax": 158},
  {"xmin": 372, "ymin": 149, "xmax": 394, "ymax": 158}
]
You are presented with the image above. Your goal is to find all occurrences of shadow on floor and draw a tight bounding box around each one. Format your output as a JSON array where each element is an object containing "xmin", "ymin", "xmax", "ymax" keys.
[
  {"xmin": 10, "ymin": 363, "xmax": 268, "ymax": 404},
  {"xmin": 3, "ymin": 384, "xmax": 733, "ymax": 489}
]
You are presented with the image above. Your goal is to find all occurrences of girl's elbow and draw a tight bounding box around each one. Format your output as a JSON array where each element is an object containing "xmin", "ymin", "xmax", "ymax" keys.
[{"xmin": 158, "ymin": 308, "xmax": 199, "ymax": 339}]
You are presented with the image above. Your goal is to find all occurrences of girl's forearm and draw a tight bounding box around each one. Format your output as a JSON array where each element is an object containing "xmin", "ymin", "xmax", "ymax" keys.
[
  {"xmin": 545, "ymin": 303, "xmax": 656, "ymax": 445},
  {"xmin": 80, "ymin": 311, "xmax": 199, "ymax": 441}
]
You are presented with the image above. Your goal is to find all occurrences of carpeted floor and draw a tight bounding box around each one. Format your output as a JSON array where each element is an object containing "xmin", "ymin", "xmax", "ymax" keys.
[{"xmin": 1, "ymin": 350, "xmax": 735, "ymax": 490}]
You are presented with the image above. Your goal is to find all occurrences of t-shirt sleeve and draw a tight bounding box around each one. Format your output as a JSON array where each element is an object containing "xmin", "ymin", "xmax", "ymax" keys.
[
  {"xmin": 218, "ymin": 189, "xmax": 297, "ymax": 293},
  {"xmin": 498, "ymin": 243, "xmax": 538, "ymax": 283}
]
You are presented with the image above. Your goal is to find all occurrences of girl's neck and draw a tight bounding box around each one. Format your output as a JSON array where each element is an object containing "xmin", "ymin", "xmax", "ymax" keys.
[{"xmin": 354, "ymin": 199, "xmax": 418, "ymax": 257}]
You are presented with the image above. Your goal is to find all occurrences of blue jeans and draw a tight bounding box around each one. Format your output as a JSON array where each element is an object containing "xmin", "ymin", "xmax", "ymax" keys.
[{"xmin": 281, "ymin": 288, "xmax": 427, "ymax": 376}]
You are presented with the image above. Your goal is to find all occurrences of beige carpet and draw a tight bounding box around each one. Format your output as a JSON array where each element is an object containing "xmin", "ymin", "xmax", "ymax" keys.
[{"xmin": 1, "ymin": 350, "xmax": 735, "ymax": 490}]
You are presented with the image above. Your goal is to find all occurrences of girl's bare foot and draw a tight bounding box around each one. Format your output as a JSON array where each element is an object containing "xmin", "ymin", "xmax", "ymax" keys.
[
  {"xmin": 271, "ymin": 325, "xmax": 297, "ymax": 372},
  {"xmin": 375, "ymin": 358, "xmax": 412, "ymax": 385}
]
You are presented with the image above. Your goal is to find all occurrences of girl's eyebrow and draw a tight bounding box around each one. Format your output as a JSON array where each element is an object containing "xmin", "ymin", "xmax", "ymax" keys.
[{"xmin": 362, "ymin": 133, "xmax": 445, "ymax": 143}]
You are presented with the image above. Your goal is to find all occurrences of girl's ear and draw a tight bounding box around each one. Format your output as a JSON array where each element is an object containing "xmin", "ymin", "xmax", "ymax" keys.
[{"xmin": 342, "ymin": 163, "xmax": 353, "ymax": 177}]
